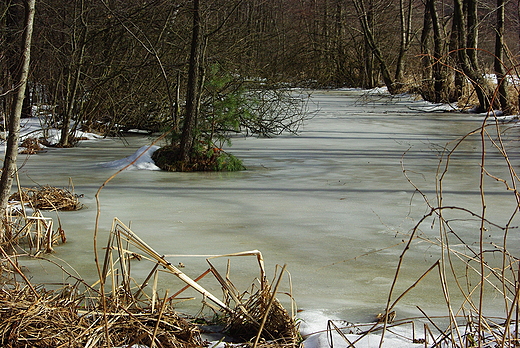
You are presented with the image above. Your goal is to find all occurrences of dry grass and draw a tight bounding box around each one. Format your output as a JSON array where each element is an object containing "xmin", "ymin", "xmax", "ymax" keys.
[
  {"xmin": 0, "ymin": 282, "xmax": 204, "ymax": 348},
  {"xmin": 9, "ymin": 186, "xmax": 82, "ymax": 211},
  {"xmin": 225, "ymin": 284, "xmax": 299, "ymax": 346},
  {"xmin": 0, "ymin": 218, "xmax": 300, "ymax": 348},
  {"xmin": 19, "ymin": 137, "xmax": 44, "ymax": 154},
  {"xmin": 102, "ymin": 218, "xmax": 300, "ymax": 347}
]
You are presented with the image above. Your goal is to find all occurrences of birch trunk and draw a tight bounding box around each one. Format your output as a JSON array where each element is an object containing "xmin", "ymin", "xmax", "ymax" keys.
[{"xmin": 0, "ymin": 0, "xmax": 36, "ymax": 239}]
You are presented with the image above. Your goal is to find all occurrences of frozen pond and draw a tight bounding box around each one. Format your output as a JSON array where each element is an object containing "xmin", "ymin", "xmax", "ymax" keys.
[{"xmin": 16, "ymin": 89, "xmax": 520, "ymax": 325}]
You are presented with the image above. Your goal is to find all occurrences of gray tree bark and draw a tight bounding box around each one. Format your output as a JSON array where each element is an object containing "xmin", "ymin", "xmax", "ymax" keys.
[
  {"xmin": 453, "ymin": 0, "xmax": 494, "ymax": 112},
  {"xmin": 427, "ymin": 0, "xmax": 448, "ymax": 102},
  {"xmin": 59, "ymin": 0, "xmax": 87, "ymax": 147},
  {"xmin": 0, "ymin": 0, "xmax": 36, "ymax": 239},
  {"xmin": 394, "ymin": 0, "xmax": 413, "ymax": 88}
]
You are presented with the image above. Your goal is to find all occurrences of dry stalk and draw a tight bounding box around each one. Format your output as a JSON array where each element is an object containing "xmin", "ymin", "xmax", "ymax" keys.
[
  {"xmin": 151, "ymin": 290, "xmax": 169, "ymax": 348},
  {"xmin": 10, "ymin": 185, "xmax": 82, "ymax": 211},
  {"xmin": 327, "ymin": 320, "xmax": 356, "ymax": 347},
  {"xmin": 108, "ymin": 218, "xmax": 229, "ymax": 310},
  {"xmin": 253, "ymin": 264, "xmax": 287, "ymax": 348},
  {"xmin": 94, "ymin": 135, "xmax": 171, "ymax": 346},
  {"xmin": 96, "ymin": 218, "xmax": 299, "ymax": 346},
  {"xmin": 0, "ymin": 245, "xmax": 38, "ymax": 297},
  {"xmin": 372, "ymin": 58, "xmax": 520, "ymax": 347}
]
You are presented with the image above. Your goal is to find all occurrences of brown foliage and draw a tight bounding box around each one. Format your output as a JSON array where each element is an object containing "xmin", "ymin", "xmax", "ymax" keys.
[{"xmin": 19, "ymin": 137, "xmax": 44, "ymax": 155}]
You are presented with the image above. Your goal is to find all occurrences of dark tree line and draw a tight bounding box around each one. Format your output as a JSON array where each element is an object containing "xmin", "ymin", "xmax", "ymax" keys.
[{"xmin": 1, "ymin": 0, "xmax": 519, "ymax": 154}]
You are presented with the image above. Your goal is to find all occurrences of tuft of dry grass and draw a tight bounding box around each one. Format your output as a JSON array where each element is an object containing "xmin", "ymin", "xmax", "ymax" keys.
[
  {"xmin": 0, "ymin": 283, "xmax": 204, "ymax": 348},
  {"xmin": 224, "ymin": 284, "xmax": 300, "ymax": 346},
  {"xmin": 19, "ymin": 137, "xmax": 44, "ymax": 154},
  {"xmin": 9, "ymin": 186, "xmax": 82, "ymax": 211}
]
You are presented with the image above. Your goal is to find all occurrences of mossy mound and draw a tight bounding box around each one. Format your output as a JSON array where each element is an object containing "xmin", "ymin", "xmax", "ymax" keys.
[{"xmin": 152, "ymin": 145, "xmax": 245, "ymax": 172}]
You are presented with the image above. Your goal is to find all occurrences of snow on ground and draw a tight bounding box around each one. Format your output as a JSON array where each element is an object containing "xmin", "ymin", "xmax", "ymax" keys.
[
  {"xmin": 101, "ymin": 145, "xmax": 161, "ymax": 170},
  {"xmin": 17, "ymin": 117, "xmax": 102, "ymax": 144},
  {"xmin": 13, "ymin": 117, "xmax": 160, "ymax": 170},
  {"xmin": 485, "ymin": 73, "xmax": 520, "ymax": 85},
  {"xmin": 298, "ymin": 311, "xmax": 425, "ymax": 348}
]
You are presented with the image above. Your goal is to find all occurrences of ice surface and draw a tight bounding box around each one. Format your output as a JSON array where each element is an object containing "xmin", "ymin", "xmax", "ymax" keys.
[{"xmin": 6, "ymin": 89, "xmax": 520, "ymax": 347}]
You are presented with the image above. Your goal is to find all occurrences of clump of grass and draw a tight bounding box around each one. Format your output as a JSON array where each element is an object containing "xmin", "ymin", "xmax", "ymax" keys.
[
  {"xmin": 10, "ymin": 185, "xmax": 83, "ymax": 211},
  {"xmin": 19, "ymin": 137, "xmax": 44, "ymax": 154},
  {"xmin": 152, "ymin": 144, "xmax": 245, "ymax": 172},
  {"xmin": 0, "ymin": 217, "xmax": 298, "ymax": 347}
]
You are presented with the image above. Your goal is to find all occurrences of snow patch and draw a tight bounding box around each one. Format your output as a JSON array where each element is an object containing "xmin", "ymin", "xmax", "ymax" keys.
[
  {"xmin": 495, "ymin": 114, "xmax": 520, "ymax": 123},
  {"xmin": 16, "ymin": 117, "xmax": 102, "ymax": 146},
  {"xmin": 102, "ymin": 145, "xmax": 161, "ymax": 171},
  {"xmin": 298, "ymin": 310, "xmax": 424, "ymax": 348}
]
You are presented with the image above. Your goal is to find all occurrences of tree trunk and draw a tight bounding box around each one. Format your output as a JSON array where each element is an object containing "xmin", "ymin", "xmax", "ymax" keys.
[
  {"xmin": 494, "ymin": 0, "xmax": 510, "ymax": 113},
  {"xmin": 59, "ymin": 0, "xmax": 87, "ymax": 148},
  {"xmin": 333, "ymin": 0, "xmax": 344, "ymax": 84},
  {"xmin": 3, "ymin": 1, "xmax": 24, "ymax": 120},
  {"xmin": 449, "ymin": 8, "xmax": 464, "ymax": 102},
  {"xmin": 0, "ymin": 0, "xmax": 35, "ymax": 239},
  {"xmin": 352, "ymin": 0, "xmax": 395, "ymax": 93},
  {"xmin": 362, "ymin": 3, "xmax": 375, "ymax": 88},
  {"xmin": 465, "ymin": 0, "xmax": 479, "ymax": 71},
  {"xmin": 178, "ymin": 0, "xmax": 202, "ymax": 163},
  {"xmin": 173, "ymin": 70, "xmax": 181, "ymax": 138},
  {"xmin": 419, "ymin": 0, "xmax": 433, "ymax": 98},
  {"xmin": 427, "ymin": 0, "xmax": 447, "ymax": 102},
  {"xmin": 453, "ymin": 0, "xmax": 493, "ymax": 112},
  {"xmin": 394, "ymin": 0, "xmax": 412, "ymax": 89}
]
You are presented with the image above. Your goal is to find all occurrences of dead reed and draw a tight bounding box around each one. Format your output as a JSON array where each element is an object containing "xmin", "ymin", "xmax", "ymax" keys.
[
  {"xmin": 0, "ymin": 281, "xmax": 204, "ymax": 348},
  {"xmin": 2, "ymin": 184, "xmax": 74, "ymax": 254},
  {"xmin": 9, "ymin": 185, "xmax": 82, "ymax": 211},
  {"xmin": 102, "ymin": 218, "xmax": 300, "ymax": 347},
  {"xmin": 224, "ymin": 283, "xmax": 299, "ymax": 345},
  {"xmin": 19, "ymin": 137, "xmax": 44, "ymax": 154},
  {"xmin": 0, "ymin": 217, "xmax": 299, "ymax": 348}
]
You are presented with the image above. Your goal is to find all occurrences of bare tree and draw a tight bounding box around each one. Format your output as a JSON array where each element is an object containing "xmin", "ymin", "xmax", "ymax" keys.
[
  {"xmin": 494, "ymin": 0, "xmax": 511, "ymax": 113},
  {"xmin": 425, "ymin": 0, "xmax": 450, "ymax": 102},
  {"xmin": 58, "ymin": 0, "xmax": 88, "ymax": 147},
  {"xmin": 453, "ymin": 0, "xmax": 495, "ymax": 112},
  {"xmin": 394, "ymin": 0, "xmax": 413, "ymax": 88},
  {"xmin": 0, "ymin": 0, "xmax": 35, "ymax": 239},
  {"xmin": 352, "ymin": 0, "xmax": 396, "ymax": 93}
]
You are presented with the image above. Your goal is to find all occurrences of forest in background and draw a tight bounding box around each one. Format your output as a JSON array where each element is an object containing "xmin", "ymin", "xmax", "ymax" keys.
[
  {"xmin": 1, "ymin": 3, "xmax": 520, "ymax": 346},
  {"xmin": 1, "ymin": 0, "xmax": 520, "ymax": 153}
]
